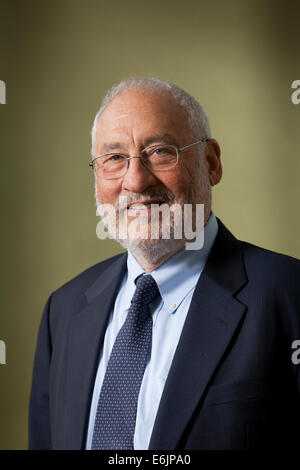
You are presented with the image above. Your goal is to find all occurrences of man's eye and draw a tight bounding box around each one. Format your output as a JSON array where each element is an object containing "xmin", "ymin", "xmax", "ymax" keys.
[
  {"xmin": 104, "ymin": 154, "xmax": 124, "ymax": 163},
  {"xmin": 110, "ymin": 154, "xmax": 124, "ymax": 161},
  {"xmin": 153, "ymin": 147, "xmax": 168, "ymax": 155}
]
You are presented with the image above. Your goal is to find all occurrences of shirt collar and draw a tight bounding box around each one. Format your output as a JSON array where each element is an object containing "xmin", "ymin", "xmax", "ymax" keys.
[{"xmin": 126, "ymin": 211, "xmax": 219, "ymax": 313}]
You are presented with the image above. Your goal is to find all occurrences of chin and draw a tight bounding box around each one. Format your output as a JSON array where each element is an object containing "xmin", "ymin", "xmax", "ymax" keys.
[{"xmin": 117, "ymin": 235, "xmax": 185, "ymax": 264}]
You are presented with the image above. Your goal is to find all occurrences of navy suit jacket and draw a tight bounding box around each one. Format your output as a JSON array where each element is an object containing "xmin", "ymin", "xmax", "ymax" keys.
[{"xmin": 28, "ymin": 218, "xmax": 300, "ymax": 449}]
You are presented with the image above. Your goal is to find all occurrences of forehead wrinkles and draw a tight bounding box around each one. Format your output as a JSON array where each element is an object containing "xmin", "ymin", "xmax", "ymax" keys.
[
  {"xmin": 98, "ymin": 108, "xmax": 133, "ymax": 129},
  {"xmin": 99, "ymin": 109, "xmax": 184, "ymax": 136},
  {"xmin": 101, "ymin": 90, "xmax": 186, "ymax": 125},
  {"xmin": 95, "ymin": 91, "xmax": 193, "ymax": 153},
  {"xmin": 109, "ymin": 113, "xmax": 132, "ymax": 122},
  {"xmin": 97, "ymin": 113, "xmax": 178, "ymax": 151}
]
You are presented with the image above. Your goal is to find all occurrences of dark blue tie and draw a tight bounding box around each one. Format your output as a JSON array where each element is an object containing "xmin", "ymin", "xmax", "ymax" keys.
[{"xmin": 91, "ymin": 274, "xmax": 160, "ymax": 450}]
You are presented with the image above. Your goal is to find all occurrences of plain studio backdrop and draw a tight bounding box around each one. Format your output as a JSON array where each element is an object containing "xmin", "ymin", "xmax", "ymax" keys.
[{"xmin": 0, "ymin": 0, "xmax": 299, "ymax": 449}]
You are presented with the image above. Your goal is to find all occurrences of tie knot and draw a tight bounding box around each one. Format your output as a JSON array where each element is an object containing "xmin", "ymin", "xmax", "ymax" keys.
[{"xmin": 131, "ymin": 274, "xmax": 160, "ymax": 306}]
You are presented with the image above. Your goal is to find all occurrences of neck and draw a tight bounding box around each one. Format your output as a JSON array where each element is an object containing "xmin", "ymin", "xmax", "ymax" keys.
[{"xmin": 129, "ymin": 240, "xmax": 186, "ymax": 272}]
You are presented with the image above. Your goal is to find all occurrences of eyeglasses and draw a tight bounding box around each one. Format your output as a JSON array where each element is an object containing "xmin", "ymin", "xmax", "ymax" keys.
[{"xmin": 89, "ymin": 138, "xmax": 209, "ymax": 180}]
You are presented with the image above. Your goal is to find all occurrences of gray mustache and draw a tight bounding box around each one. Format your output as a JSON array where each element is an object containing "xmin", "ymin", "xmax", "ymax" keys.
[{"xmin": 116, "ymin": 190, "xmax": 175, "ymax": 211}]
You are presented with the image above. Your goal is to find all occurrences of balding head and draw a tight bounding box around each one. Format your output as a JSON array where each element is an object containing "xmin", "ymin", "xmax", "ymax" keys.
[{"xmin": 91, "ymin": 77, "xmax": 211, "ymax": 158}]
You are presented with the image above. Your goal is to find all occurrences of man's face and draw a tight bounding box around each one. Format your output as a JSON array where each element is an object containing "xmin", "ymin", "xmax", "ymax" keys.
[{"xmin": 93, "ymin": 88, "xmax": 221, "ymax": 257}]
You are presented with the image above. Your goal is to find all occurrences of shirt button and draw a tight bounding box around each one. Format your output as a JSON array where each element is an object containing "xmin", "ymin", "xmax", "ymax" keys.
[{"xmin": 169, "ymin": 303, "xmax": 176, "ymax": 310}]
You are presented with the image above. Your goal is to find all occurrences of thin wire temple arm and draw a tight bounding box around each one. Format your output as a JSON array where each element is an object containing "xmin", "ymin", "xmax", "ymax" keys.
[{"xmin": 178, "ymin": 138, "xmax": 209, "ymax": 152}]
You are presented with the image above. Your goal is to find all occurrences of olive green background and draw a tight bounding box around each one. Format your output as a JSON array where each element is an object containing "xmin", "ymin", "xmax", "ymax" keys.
[{"xmin": 0, "ymin": 0, "xmax": 299, "ymax": 449}]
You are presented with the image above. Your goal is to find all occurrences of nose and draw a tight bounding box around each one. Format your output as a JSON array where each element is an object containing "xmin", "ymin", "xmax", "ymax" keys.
[{"xmin": 121, "ymin": 156, "xmax": 158, "ymax": 193}]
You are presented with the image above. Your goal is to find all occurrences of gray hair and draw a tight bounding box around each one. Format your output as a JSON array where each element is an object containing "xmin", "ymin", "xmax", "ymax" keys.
[{"xmin": 91, "ymin": 77, "xmax": 211, "ymax": 157}]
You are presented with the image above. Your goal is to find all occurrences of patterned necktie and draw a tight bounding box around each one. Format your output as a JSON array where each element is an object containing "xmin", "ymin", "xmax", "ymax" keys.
[{"xmin": 91, "ymin": 274, "xmax": 160, "ymax": 450}]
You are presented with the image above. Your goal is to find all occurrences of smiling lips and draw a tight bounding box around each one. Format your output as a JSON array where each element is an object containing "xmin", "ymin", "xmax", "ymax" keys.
[{"xmin": 127, "ymin": 199, "xmax": 167, "ymax": 216}]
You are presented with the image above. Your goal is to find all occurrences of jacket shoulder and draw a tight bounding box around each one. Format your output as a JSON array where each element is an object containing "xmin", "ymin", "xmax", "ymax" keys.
[
  {"xmin": 58, "ymin": 252, "xmax": 125, "ymax": 292},
  {"xmin": 215, "ymin": 217, "xmax": 300, "ymax": 288},
  {"xmin": 240, "ymin": 239, "xmax": 300, "ymax": 281},
  {"xmin": 47, "ymin": 252, "xmax": 126, "ymax": 322}
]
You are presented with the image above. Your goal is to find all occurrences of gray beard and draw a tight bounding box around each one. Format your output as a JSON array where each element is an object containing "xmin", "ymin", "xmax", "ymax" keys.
[
  {"xmin": 96, "ymin": 189, "xmax": 186, "ymax": 263},
  {"xmin": 94, "ymin": 162, "xmax": 211, "ymax": 265},
  {"xmin": 114, "ymin": 208, "xmax": 188, "ymax": 265}
]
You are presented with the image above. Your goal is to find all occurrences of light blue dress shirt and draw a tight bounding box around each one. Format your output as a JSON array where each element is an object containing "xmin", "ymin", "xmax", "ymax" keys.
[{"xmin": 86, "ymin": 212, "xmax": 218, "ymax": 450}]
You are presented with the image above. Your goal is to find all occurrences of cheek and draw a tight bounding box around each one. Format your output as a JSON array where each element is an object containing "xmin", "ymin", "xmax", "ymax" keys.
[
  {"xmin": 96, "ymin": 177, "xmax": 122, "ymax": 204},
  {"xmin": 161, "ymin": 167, "xmax": 195, "ymax": 197}
]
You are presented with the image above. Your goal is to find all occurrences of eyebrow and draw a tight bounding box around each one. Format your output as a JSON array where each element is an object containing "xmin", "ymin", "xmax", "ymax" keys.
[
  {"xmin": 143, "ymin": 133, "xmax": 177, "ymax": 147},
  {"xmin": 100, "ymin": 133, "xmax": 178, "ymax": 154}
]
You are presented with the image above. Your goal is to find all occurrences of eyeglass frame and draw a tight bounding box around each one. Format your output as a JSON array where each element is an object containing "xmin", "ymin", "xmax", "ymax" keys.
[{"xmin": 89, "ymin": 137, "xmax": 209, "ymax": 179}]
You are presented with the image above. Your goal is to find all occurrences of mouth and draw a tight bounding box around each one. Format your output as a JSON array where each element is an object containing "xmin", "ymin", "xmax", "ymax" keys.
[{"xmin": 126, "ymin": 199, "xmax": 168, "ymax": 216}]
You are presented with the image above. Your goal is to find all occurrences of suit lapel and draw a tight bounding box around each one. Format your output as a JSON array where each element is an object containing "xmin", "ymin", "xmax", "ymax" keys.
[
  {"xmin": 149, "ymin": 219, "xmax": 248, "ymax": 449},
  {"xmin": 64, "ymin": 252, "xmax": 127, "ymax": 449}
]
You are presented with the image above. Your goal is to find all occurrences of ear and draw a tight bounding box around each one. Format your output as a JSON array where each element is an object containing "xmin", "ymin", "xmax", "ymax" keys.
[{"xmin": 205, "ymin": 139, "xmax": 222, "ymax": 186}]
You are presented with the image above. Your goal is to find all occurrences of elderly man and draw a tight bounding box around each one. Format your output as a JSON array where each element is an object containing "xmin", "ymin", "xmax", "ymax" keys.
[{"xmin": 29, "ymin": 78, "xmax": 300, "ymax": 450}]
